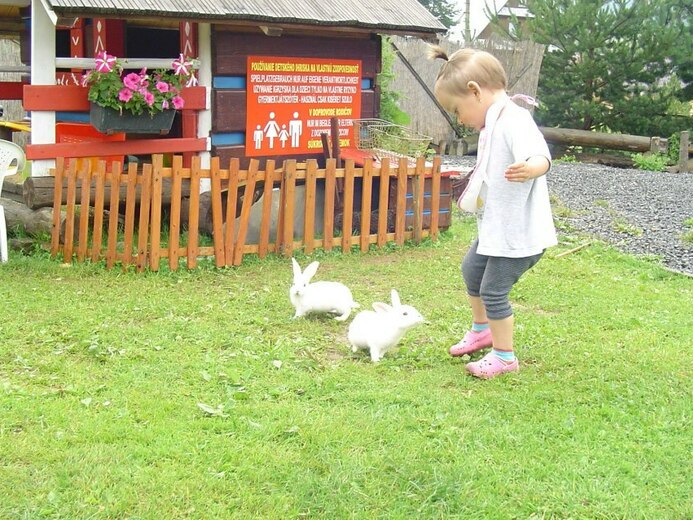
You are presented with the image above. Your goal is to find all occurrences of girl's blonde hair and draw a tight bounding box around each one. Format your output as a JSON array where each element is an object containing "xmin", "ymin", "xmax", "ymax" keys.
[{"xmin": 428, "ymin": 45, "xmax": 507, "ymax": 98}]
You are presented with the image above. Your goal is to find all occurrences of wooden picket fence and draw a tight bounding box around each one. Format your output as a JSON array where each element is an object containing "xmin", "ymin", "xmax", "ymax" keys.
[{"xmin": 50, "ymin": 154, "xmax": 445, "ymax": 271}]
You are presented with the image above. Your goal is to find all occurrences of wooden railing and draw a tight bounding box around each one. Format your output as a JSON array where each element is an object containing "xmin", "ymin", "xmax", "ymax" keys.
[
  {"xmin": 22, "ymin": 85, "xmax": 207, "ymax": 162},
  {"xmin": 51, "ymin": 155, "xmax": 446, "ymax": 271}
]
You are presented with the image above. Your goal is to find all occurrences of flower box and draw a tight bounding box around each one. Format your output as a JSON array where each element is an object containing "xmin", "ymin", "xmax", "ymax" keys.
[{"xmin": 90, "ymin": 103, "xmax": 176, "ymax": 135}]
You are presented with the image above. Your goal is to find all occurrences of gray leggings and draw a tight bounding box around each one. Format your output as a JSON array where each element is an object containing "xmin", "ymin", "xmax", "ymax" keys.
[{"xmin": 462, "ymin": 239, "xmax": 543, "ymax": 320}]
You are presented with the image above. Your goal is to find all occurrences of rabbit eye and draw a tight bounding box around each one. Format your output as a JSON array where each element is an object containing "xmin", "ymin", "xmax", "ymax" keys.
[{"xmin": 403, "ymin": 311, "xmax": 409, "ymax": 316}]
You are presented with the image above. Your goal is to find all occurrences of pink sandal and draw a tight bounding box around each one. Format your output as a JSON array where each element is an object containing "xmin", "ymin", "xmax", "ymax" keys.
[
  {"xmin": 465, "ymin": 352, "xmax": 519, "ymax": 379},
  {"xmin": 449, "ymin": 328, "xmax": 493, "ymax": 357}
]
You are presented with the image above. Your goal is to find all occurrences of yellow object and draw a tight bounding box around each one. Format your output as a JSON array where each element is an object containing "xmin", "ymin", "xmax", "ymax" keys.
[{"xmin": 0, "ymin": 121, "xmax": 31, "ymax": 133}]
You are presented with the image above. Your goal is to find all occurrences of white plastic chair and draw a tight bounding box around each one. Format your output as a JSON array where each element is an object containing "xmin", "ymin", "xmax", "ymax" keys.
[{"xmin": 0, "ymin": 139, "xmax": 26, "ymax": 262}]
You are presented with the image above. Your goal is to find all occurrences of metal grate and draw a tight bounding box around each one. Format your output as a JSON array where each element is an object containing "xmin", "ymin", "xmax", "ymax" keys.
[{"xmin": 351, "ymin": 118, "xmax": 431, "ymax": 164}]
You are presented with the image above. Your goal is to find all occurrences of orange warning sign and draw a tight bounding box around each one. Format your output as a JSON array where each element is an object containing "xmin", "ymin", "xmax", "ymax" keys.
[{"xmin": 246, "ymin": 56, "xmax": 362, "ymax": 157}]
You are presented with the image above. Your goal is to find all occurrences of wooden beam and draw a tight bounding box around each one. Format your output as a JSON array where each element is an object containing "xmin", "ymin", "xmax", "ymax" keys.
[
  {"xmin": 539, "ymin": 126, "xmax": 667, "ymax": 153},
  {"xmin": 54, "ymin": 57, "xmax": 202, "ymax": 70},
  {"xmin": 26, "ymin": 138, "xmax": 207, "ymax": 160},
  {"xmin": 0, "ymin": 81, "xmax": 26, "ymax": 100},
  {"xmin": 23, "ymin": 85, "xmax": 207, "ymax": 111}
]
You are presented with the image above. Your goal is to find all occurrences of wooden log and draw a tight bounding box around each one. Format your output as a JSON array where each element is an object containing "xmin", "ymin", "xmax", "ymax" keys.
[
  {"xmin": 2, "ymin": 197, "xmax": 55, "ymax": 237},
  {"xmin": 679, "ymin": 131, "xmax": 690, "ymax": 173},
  {"xmin": 572, "ymin": 153, "xmax": 635, "ymax": 169},
  {"xmin": 22, "ymin": 175, "xmax": 190, "ymax": 210},
  {"xmin": 539, "ymin": 127, "xmax": 672, "ymax": 153},
  {"xmin": 1, "ymin": 175, "xmax": 25, "ymax": 203},
  {"xmin": 1, "ymin": 197, "xmax": 114, "ymax": 245}
]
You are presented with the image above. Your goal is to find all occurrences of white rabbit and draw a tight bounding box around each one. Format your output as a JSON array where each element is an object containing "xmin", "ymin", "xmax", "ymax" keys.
[
  {"xmin": 347, "ymin": 289, "xmax": 426, "ymax": 362},
  {"xmin": 290, "ymin": 258, "xmax": 359, "ymax": 321}
]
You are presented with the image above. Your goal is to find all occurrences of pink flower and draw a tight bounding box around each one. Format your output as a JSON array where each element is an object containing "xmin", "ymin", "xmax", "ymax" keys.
[
  {"xmin": 123, "ymin": 73, "xmax": 141, "ymax": 90},
  {"xmin": 171, "ymin": 96, "xmax": 185, "ymax": 110},
  {"xmin": 172, "ymin": 54, "xmax": 192, "ymax": 76},
  {"xmin": 95, "ymin": 51, "xmax": 116, "ymax": 73},
  {"xmin": 81, "ymin": 71, "xmax": 93, "ymax": 87},
  {"xmin": 118, "ymin": 88, "xmax": 133, "ymax": 102},
  {"xmin": 162, "ymin": 100, "xmax": 170, "ymax": 110},
  {"xmin": 156, "ymin": 81, "xmax": 170, "ymax": 93},
  {"xmin": 143, "ymin": 91, "xmax": 155, "ymax": 106}
]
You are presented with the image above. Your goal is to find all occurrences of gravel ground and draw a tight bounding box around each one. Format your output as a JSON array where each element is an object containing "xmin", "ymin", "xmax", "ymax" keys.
[{"xmin": 441, "ymin": 156, "xmax": 693, "ymax": 277}]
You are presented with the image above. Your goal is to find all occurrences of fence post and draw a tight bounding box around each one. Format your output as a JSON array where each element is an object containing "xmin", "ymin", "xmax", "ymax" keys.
[
  {"xmin": 122, "ymin": 162, "xmax": 139, "ymax": 268},
  {"xmin": 234, "ymin": 159, "xmax": 259, "ymax": 265},
  {"xmin": 281, "ymin": 160, "xmax": 297, "ymax": 257},
  {"xmin": 323, "ymin": 158, "xmax": 336, "ymax": 251},
  {"xmin": 149, "ymin": 154, "xmax": 164, "ymax": 271},
  {"xmin": 91, "ymin": 161, "xmax": 106, "ymax": 262},
  {"xmin": 50, "ymin": 157, "xmax": 65, "ymax": 257},
  {"xmin": 209, "ymin": 156, "xmax": 225, "ymax": 268},
  {"xmin": 224, "ymin": 159, "xmax": 240, "ymax": 266},
  {"xmin": 360, "ymin": 159, "xmax": 373, "ymax": 252},
  {"xmin": 429, "ymin": 157, "xmax": 441, "ymax": 241},
  {"xmin": 341, "ymin": 160, "xmax": 355, "ymax": 253},
  {"xmin": 136, "ymin": 163, "xmax": 153, "ymax": 273},
  {"xmin": 168, "ymin": 156, "xmax": 183, "ymax": 271},
  {"xmin": 680, "ymin": 131, "xmax": 690, "ymax": 173},
  {"xmin": 412, "ymin": 158, "xmax": 424, "ymax": 244}
]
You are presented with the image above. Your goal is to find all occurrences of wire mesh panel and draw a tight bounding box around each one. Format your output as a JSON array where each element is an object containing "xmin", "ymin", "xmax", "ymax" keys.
[{"xmin": 352, "ymin": 119, "xmax": 431, "ymax": 163}]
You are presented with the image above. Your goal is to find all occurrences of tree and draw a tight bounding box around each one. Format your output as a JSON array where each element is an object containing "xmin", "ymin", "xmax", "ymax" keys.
[
  {"xmin": 490, "ymin": 0, "xmax": 692, "ymax": 137},
  {"xmin": 416, "ymin": 0, "xmax": 458, "ymax": 29}
]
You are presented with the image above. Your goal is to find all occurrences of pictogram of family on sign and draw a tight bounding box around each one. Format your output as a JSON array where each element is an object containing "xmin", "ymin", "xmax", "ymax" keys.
[{"xmin": 253, "ymin": 111, "xmax": 303, "ymax": 150}]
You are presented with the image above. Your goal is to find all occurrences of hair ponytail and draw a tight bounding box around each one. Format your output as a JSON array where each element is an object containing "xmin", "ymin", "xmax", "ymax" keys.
[{"xmin": 427, "ymin": 44, "xmax": 449, "ymax": 62}]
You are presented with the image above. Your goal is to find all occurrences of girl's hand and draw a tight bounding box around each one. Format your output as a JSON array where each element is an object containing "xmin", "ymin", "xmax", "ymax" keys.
[{"xmin": 505, "ymin": 156, "xmax": 550, "ymax": 182}]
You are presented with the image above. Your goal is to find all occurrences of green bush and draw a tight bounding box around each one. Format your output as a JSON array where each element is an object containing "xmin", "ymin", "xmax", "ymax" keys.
[
  {"xmin": 377, "ymin": 36, "xmax": 410, "ymax": 125},
  {"xmin": 631, "ymin": 152, "xmax": 669, "ymax": 172}
]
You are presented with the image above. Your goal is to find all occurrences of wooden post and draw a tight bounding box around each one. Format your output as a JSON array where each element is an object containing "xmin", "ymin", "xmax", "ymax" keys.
[
  {"xmin": 224, "ymin": 158, "xmax": 240, "ymax": 266},
  {"xmin": 330, "ymin": 117, "xmax": 342, "ymax": 168},
  {"xmin": 323, "ymin": 159, "xmax": 336, "ymax": 251},
  {"xmin": 91, "ymin": 162, "xmax": 106, "ymax": 262},
  {"xmin": 412, "ymin": 158, "xmax": 425, "ymax": 244},
  {"xmin": 429, "ymin": 157, "xmax": 441, "ymax": 241},
  {"xmin": 122, "ymin": 162, "xmax": 138, "ymax": 268},
  {"xmin": 650, "ymin": 136, "xmax": 661, "ymax": 154},
  {"xmin": 168, "ymin": 156, "xmax": 183, "ymax": 271},
  {"xmin": 233, "ymin": 159, "xmax": 259, "ymax": 265},
  {"xmin": 281, "ymin": 160, "xmax": 296, "ymax": 258},
  {"xmin": 210, "ymin": 157, "xmax": 225, "ymax": 267},
  {"xmin": 680, "ymin": 131, "xmax": 690, "ymax": 173},
  {"xmin": 258, "ymin": 160, "xmax": 276, "ymax": 258},
  {"xmin": 179, "ymin": 21, "xmax": 198, "ymax": 168},
  {"xmin": 149, "ymin": 155, "xmax": 164, "ymax": 271},
  {"xmin": 360, "ymin": 159, "xmax": 373, "ymax": 252},
  {"xmin": 303, "ymin": 160, "xmax": 318, "ymax": 254},
  {"xmin": 186, "ymin": 157, "xmax": 201, "ymax": 269},
  {"xmin": 395, "ymin": 158, "xmax": 408, "ymax": 246},
  {"xmin": 76, "ymin": 168, "xmax": 91, "ymax": 262},
  {"xmin": 50, "ymin": 158, "xmax": 64, "ymax": 257},
  {"xmin": 377, "ymin": 158, "xmax": 391, "ymax": 247},
  {"xmin": 136, "ymin": 164, "xmax": 153, "ymax": 273},
  {"xmin": 341, "ymin": 160, "xmax": 355, "ymax": 253},
  {"xmin": 105, "ymin": 167, "xmax": 121, "ymax": 269}
]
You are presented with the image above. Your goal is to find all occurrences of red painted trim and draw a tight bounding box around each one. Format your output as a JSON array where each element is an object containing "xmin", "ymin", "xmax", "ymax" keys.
[
  {"xmin": 24, "ymin": 85, "xmax": 90, "ymax": 111},
  {"xmin": 26, "ymin": 138, "xmax": 207, "ymax": 160},
  {"xmin": 23, "ymin": 85, "xmax": 207, "ymax": 111},
  {"xmin": 0, "ymin": 82, "xmax": 26, "ymax": 100}
]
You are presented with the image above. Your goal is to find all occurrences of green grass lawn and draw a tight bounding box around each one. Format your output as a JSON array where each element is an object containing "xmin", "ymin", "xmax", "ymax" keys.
[{"xmin": 1, "ymin": 217, "xmax": 691, "ymax": 519}]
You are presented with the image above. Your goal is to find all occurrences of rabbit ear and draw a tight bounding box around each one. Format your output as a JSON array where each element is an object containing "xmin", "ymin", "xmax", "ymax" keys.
[
  {"xmin": 390, "ymin": 289, "xmax": 401, "ymax": 307},
  {"xmin": 291, "ymin": 258, "xmax": 302, "ymax": 281},
  {"xmin": 372, "ymin": 302, "xmax": 392, "ymax": 313},
  {"xmin": 302, "ymin": 261, "xmax": 320, "ymax": 282}
]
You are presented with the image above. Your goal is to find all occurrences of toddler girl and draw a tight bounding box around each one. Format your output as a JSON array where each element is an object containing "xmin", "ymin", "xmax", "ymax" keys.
[{"xmin": 430, "ymin": 46, "xmax": 557, "ymax": 379}]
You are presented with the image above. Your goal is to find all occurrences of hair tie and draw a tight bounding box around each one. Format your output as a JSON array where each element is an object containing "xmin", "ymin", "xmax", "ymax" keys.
[{"xmin": 510, "ymin": 94, "xmax": 539, "ymax": 107}]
